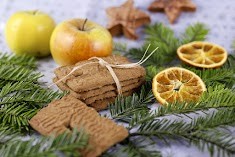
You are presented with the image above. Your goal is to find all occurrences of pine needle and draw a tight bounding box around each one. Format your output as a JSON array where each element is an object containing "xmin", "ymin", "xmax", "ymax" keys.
[
  {"xmin": 195, "ymin": 68, "xmax": 234, "ymax": 88},
  {"xmin": 0, "ymin": 126, "xmax": 19, "ymax": 148},
  {"xmin": 0, "ymin": 103, "xmax": 39, "ymax": 131},
  {"xmin": 0, "ymin": 88, "xmax": 64, "ymax": 132},
  {"xmin": 127, "ymin": 23, "xmax": 179, "ymax": 66},
  {"xmin": 0, "ymin": 65, "xmax": 42, "ymax": 83},
  {"xmin": 0, "ymin": 82, "xmax": 40, "ymax": 98},
  {"xmin": 103, "ymin": 138, "xmax": 162, "ymax": 157},
  {"xmin": 0, "ymin": 53, "xmax": 36, "ymax": 68},
  {"xmin": 0, "ymin": 129, "xmax": 88, "ymax": 157},
  {"xmin": 109, "ymin": 82, "xmax": 235, "ymax": 156},
  {"xmin": 131, "ymin": 108, "xmax": 235, "ymax": 156},
  {"xmin": 180, "ymin": 23, "xmax": 209, "ymax": 44},
  {"xmin": 0, "ymin": 53, "xmax": 64, "ymax": 133},
  {"xmin": 145, "ymin": 57, "xmax": 235, "ymax": 88},
  {"xmin": 127, "ymin": 23, "xmax": 209, "ymax": 66},
  {"xmin": 223, "ymin": 54, "xmax": 235, "ymax": 71},
  {"xmin": 120, "ymin": 138, "xmax": 162, "ymax": 157},
  {"xmin": 109, "ymin": 82, "xmax": 154, "ymax": 120},
  {"xmin": 0, "ymin": 88, "xmax": 64, "ymax": 105},
  {"xmin": 151, "ymin": 85, "xmax": 235, "ymax": 117}
]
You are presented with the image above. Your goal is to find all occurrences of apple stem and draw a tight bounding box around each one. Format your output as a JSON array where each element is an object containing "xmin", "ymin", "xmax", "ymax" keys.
[{"xmin": 81, "ymin": 18, "xmax": 88, "ymax": 31}]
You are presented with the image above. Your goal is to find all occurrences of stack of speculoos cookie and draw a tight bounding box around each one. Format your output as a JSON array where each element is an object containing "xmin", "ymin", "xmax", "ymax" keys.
[
  {"xmin": 30, "ymin": 95, "xmax": 128, "ymax": 157},
  {"xmin": 53, "ymin": 55, "xmax": 146, "ymax": 110}
]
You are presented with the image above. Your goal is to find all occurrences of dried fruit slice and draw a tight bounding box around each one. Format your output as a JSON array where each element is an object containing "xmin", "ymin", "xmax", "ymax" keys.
[
  {"xmin": 177, "ymin": 41, "xmax": 228, "ymax": 68},
  {"xmin": 152, "ymin": 67, "xmax": 206, "ymax": 104}
]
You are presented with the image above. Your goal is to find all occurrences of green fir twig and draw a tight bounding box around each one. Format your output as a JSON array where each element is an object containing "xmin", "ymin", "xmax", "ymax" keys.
[
  {"xmin": 0, "ymin": 129, "xmax": 88, "ymax": 157},
  {"xmin": 181, "ymin": 23, "xmax": 209, "ymax": 44},
  {"xmin": 0, "ymin": 53, "xmax": 36, "ymax": 68},
  {"xmin": 127, "ymin": 23, "xmax": 209, "ymax": 66}
]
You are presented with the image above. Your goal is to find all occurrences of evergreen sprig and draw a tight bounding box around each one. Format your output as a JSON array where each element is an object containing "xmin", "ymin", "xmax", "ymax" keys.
[
  {"xmin": 0, "ymin": 103, "xmax": 39, "ymax": 131},
  {"xmin": 127, "ymin": 23, "xmax": 209, "ymax": 66},
  {"xmin": 185, "ymin": 67, "xmax": 235, "ymax": 88},
  {"xmin": 223, "ymin": 54, "xmax": 235, "ymax": 71},
  {"xmin": 0, "ymin": 53, "xmax": 64, "ymax": 133},
  {"xmin": 0, "ymin": 53, "xmax": 36, "ymax": 68},
  {"xmin": 0, "ymin": 65, "xmax": 42, "ymax": 84},
  {"xmin": 183, "ymin": 55, "xmax": 235, "ymax": 88},
  {"xmin": 103, "ymin": 138, "xmax": 162, "ymax": 157},
  {"xmin": 130, "ymin": 108, "xmax": 235, "ymax": 157},
  {"xmin": 0, "ymin": 126, "xmax": 19, "ymax": 148},
  {"xmin": 181, "ymin": 23, "xmax": 209, "ymax": 44},
  {"xmin": 128, "ymin": 23, "xmax": 179, "ymax": 66},
  {"xmin": 0, "ymin": 83, "xmax": 64, "ymax": 131},
  {"xmin": 0, "ymin": 129, "xmax": 88, "ymax": 157},
  {"xmin": 109, "ymin": 82, "xmax": 154, "ymax": 121},
  {"xmin": 0, "ymin": 88, "xmax": 64, "ymax": 105},
  {"xmin": 108, "ymin": 81, "xmax": 235, "ymax": 156},
  {"xmin": 0, "ymin": 82, "xmax": 37, "ymax": 97},
  {"xmin": 120, "ymin": 138, "xmax": 162, "ymax": 157},
  {"xmin": 145, "ymin": 55, "xmax": 235, "ymax": 88}
]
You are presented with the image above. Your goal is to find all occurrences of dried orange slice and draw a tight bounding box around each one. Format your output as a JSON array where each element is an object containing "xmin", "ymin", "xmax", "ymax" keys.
[
  {"xmin": 177, "ymin": 41, "xmax": 228, "ymax": 68},
  {"xmin": 152, "ymin": 67, "xmax": 206, "ymax": 104}
]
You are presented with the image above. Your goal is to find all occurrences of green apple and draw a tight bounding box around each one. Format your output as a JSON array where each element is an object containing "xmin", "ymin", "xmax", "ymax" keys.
[{"xmin": 5, "ymin": 10, "xmax": 55, "ymax": 57}]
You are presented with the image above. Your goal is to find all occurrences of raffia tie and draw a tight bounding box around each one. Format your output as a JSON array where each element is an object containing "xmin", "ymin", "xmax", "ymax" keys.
[{"xmin": 49, "ymin": 44, "xmax": 158, "ymax": 95}]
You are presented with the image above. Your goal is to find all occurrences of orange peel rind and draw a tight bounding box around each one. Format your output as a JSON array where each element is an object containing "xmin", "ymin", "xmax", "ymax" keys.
[
  {"xmin": 152, "ymin": 67, "xmax": 206, "ymax": 105},
  {"xmin": 177, "ymin": 41, "xmax": 227, "ymax": 68}
]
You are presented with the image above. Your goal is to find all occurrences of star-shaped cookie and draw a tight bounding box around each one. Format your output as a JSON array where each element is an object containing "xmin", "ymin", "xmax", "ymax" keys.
[
  {"xmin": 148, "ymin": 0, "xmax": 196, "ymax": 24},
  {"xmin": 106, "ymin": 0, "xmax": 151, "ymax": 40}
]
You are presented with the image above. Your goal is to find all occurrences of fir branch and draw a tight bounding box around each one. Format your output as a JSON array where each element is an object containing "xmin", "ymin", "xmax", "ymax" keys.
[
  {"xmin": 127, "ymin": 23, "xmax": 179, "ymax": 66},
  {"xmin": 145, "ymin": 23, "xmax": 179, "ymax": 55},
  {"xmin": 155, "ymin": 85, "xmax": 235, "ymax": 117},
  {"xmin": 0, "ymin": 65, "xmax": 42, "ymax": 83},
  {"xmin": 0, "ymin": 103, "xmax": 39, "ymax": 131},
  {"xmin": 0, "ymin": 81, "xmax": 40, "ymax": 98},
  {"xmin": 187, "ymin": 129, "xmax": 235, "ymax": 157},
  {"xmin": 109, "ymin": 83, "xmax": 235, "ymax": 129},
  {"xmin": 120, "ymin": 138, "xmax": 162, "ymax": 157},
  {"xmin": 184, "ymin": 66, "xmax": 235, "ymax": 88},
  {"xmin": 109, "ymin": 83, "xmax": 235, "ymax": 156},
  {"xmin": 0, "ymin": 53, "xmax": 36, "ymax": 68},
  {"xmin": 0, "ymin": 81, "xmax": 64, "ymax": 132},
  {"xmin": 200, "ymin": 86, "xmax": 235, "ymax": 107},
  {"xmin": 0, "ymin": 88, "xmax": 64, "ymax": 105},
  {"xmin": 131, "ymin": 108, "xmax": 235, "ymax": 156},
  {"xmin": 109, "ymin": 82, "xmax": 154, "ymax": 120},
  {"xmin": 0, "ymin": 54, "xmax": 64, "ymax": 133},
  {"xmin": 146, "ymin": 65, "xmax": 165, "ymax": 81},
  {"xmin": 180, "ymin": 23, "xmax": 209, "ymax": 44},
  {"xmin": 0, "ymin": 126, "xmax": 19, "ymax": 147},
  {"xmin": 145, "ymin": 63, "xmax": 235, "ymax": 88},
  {"xmin": 0, "ymin": 129, "xmax": 89, "ymax": 157},
  {"xmin": 103, "ymin": 138, "xmax": 162, "ymax": 157},
  {"xmin": 190, "ymin": 108, "xmax": 235, "ymax": 130},
  {"xmin": 127, "ymin": 23, "xmax": 209, "ymax": 66},
  {"xmin": 223, "ymin": 54, "xmax": 235, "ymax": 71},
  {"xmin": 128, "ymin": 110, "xmax": 156, "ymax": 129}
]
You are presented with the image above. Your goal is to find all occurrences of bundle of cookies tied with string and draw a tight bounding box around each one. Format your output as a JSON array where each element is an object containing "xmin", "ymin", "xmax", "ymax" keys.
[{"xmin": 53, "ymin": 55, "xmax": 146, "ymax": 110}]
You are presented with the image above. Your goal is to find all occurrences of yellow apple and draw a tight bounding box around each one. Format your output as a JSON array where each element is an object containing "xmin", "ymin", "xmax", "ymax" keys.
[
  {"xmin": 50, "ymin": 18, "xmax": 113, "ymax": 65},
  {"xmin": 5, "ymin": 10, "xmax": 55, "ymax": 57}
]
